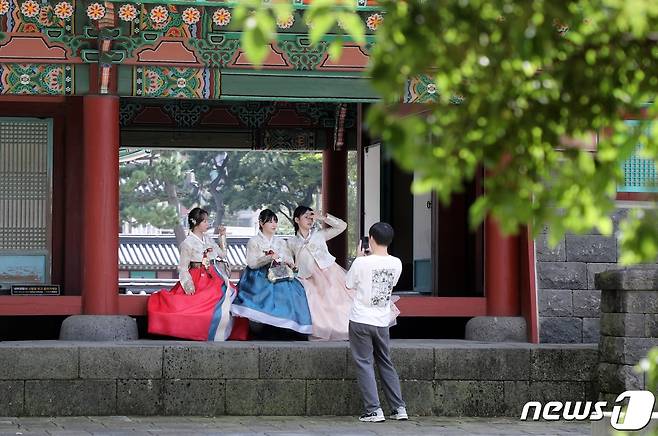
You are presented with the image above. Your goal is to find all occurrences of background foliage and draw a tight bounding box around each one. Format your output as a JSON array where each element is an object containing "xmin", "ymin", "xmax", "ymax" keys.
[
  {"xmin": 236, "ymin": 0, "xmax": 658, "ymax": 264},
  {"xmin": 120, "ymin": 150, "xmax": 323, "ymax": 242}
]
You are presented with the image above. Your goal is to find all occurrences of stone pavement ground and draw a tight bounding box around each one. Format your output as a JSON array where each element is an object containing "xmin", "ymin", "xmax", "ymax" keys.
[{"xmin": 0, "ymin": 416, "xmax": 590, "ymax": 435}]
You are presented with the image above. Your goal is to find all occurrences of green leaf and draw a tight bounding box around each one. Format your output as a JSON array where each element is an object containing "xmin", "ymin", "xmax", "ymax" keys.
[
  {"xmin": 328, "ymin": 38, "xmax": 343, "ymax": 61},
  {"xmin": 272, "ymin": 2, "xmax": 293, "ymax": 22},
  {"xmin": 308, "ymin": 12, "xmax": 336, "ymax": 45},
  {"xmin": 241, "ymin": 11, "xmax": 275, "ymax": 67},
  {"xmin": 336, "ymin": 11, "xmax": 366, "ymax": 45}
]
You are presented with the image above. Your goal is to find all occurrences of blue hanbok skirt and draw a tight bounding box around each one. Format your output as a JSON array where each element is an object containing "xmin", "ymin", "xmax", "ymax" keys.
[{"xmin": 231, "ymin": 266, "xmax": 313, "ymax": 334}]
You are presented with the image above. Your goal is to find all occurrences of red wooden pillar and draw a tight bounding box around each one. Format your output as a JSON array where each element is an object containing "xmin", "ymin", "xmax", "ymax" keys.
[
  {"xmin": 485, "ymin": 216, "xmax": 520, "ymax": 316},
  {"xmin": 81, "ymin": 95, "xmax": 119, "ymax": 314},
  {"xmin": 322, "ymin": 148, "xmax": 348, "ymax": 267}
]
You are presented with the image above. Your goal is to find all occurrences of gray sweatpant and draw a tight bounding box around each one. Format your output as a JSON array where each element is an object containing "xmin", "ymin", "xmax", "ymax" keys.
[{"xmin": 348, "ymin": 320, "xmax": 405, "ymax": 413}]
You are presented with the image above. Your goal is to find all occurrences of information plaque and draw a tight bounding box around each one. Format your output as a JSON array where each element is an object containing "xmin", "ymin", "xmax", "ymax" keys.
[{"xmin": 10, "ymin": 285, "xmax": 60, "ymax": 296}]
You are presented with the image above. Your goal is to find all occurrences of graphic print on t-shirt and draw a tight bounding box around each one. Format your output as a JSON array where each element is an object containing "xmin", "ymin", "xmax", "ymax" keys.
[{"xmin": 371, "ymin": 268, "xmax": 396, "ymax": 307}]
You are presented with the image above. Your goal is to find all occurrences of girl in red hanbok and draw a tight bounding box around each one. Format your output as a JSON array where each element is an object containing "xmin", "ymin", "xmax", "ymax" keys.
[{"xmin": 148, "ymin": 207, "xmax": 248, "ymax": 341}]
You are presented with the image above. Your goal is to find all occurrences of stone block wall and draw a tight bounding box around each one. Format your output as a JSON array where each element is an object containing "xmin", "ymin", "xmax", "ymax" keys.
[
  {"xmin": 536, "ymin": 209, "xmax": 628, "ymax": 343},
  {"xmin": 596, "ymin": 267, "xmax": 658, "ymax": 404},
  {"xmin": 0, "ymin": 341, "xmax": 597, "ymax": 417}
]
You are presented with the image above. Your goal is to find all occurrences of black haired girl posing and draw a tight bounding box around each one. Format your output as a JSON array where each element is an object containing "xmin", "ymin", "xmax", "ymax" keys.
[
  {"xmin": 231, "ymin": 209, "xmax": 312, "ymax": 336},
  {"xmin": 147, "ymin": 207, "xmax": 248, "ymax": 341}
]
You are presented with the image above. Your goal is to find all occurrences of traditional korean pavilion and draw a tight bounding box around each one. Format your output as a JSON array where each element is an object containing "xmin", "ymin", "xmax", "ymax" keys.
[{"xmin": 0, "ymin": 0, "xmax": 542, "ymax": 341}]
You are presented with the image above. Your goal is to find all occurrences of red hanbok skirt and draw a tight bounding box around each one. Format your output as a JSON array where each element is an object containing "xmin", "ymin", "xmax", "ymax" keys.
[{"xmin": 147, "ymin": 264, "xmax": 249, "ymax": 341}]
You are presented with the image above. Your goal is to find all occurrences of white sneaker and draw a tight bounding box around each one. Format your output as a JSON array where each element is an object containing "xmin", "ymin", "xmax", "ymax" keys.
[
  {"xmin": 390, "ymin": 406, "xmax": 408, "ymax": 420},
  {"xmin": 359, "ymin": 408, "xmax": 385, "ymax": 422}
]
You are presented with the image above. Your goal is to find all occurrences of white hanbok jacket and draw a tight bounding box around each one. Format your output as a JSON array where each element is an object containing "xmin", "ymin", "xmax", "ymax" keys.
[
  {"xmin": 178, "ymin": 233, "xmax": 227, "ymax": 293},
  {"xmin": 286, "ymin": 214, "xmax": 347, "ymax": 279},
  {"xmin": 246, "ymin": 231, "xmax": 294, "ymax": 270}
]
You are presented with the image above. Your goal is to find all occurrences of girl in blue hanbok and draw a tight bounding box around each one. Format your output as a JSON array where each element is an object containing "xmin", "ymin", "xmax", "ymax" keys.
[{"xmin": 231, "ymin": 209, "xmax": 313, "ymax": 335}]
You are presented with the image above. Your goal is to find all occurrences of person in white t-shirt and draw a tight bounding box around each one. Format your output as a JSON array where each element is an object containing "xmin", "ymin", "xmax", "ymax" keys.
[{"xmin": 345, "ymin": 222, "xmax": 407, "ymax": 423}]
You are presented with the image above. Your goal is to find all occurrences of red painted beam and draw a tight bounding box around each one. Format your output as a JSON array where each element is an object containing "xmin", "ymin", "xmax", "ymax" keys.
[
  {"xmin": 0, "ymin": 296, "xmax": 82, "ymax": 315},
  {"xmin": 395, "ymin": 296, "xmax": 487, "ymax": 317},
  {"xmin": 0, "ymin": 96, "xmax": 66, "ymax": 104},
  {"xmin": 616, "ymin": 192, "xmax": 658, "ymax": 201},
  {"xmin": 0, "ymin": 294, "xmax": 487, "ymax": 318},
  {"xmin": 118, "ymin": 294, "xmax": 149, "ymax": 315}
]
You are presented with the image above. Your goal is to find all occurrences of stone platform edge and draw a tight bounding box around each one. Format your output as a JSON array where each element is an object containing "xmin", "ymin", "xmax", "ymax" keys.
[{"xmin": 0, "ymin": 340, "xmax": 597, "ymax": 417}]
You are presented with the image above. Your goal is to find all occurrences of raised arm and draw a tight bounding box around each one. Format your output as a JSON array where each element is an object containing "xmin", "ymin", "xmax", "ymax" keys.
[
  {"xmin": 207, "ymin": 238, "xmax": 226, "ymax": 260},
  {"xmin": 318, "ymin": 213, "xmax": 347, "ymax": 241},
  {"xmin": 212, "ymin": 226, "xmax": 228, "ymax": 259}
]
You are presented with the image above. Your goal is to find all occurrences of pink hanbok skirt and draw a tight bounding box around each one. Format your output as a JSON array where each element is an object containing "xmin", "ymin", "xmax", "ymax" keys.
[
  {"xmin": 298, "ymin": 263, "xmax": 354, "ymax": 340},
  {"xmin": 298, "ymin": 263, "xmax": 401, "ymax": 341}
]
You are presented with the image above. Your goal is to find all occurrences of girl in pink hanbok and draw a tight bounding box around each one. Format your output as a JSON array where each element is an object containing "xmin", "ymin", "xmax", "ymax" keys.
[{"xmin": 287, "ymin": 206, "xmax": 356, "ymax": 340}]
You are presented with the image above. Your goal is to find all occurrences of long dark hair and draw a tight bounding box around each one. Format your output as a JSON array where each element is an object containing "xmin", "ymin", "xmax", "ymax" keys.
[
  {"xmin": 293, "ymin": 205, "xmax": 313, "ymax": 234},
  {"xmin": 188, "ymin": 207, "xmax": 208, "ymax": 230},
  {"xmin": 258, "ymin": 209, "xmax": 278, "ymax": 231}
]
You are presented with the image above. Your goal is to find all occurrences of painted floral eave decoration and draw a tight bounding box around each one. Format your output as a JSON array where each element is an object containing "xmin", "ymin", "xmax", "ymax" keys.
[
  {"xmin": 4, "ymin": 0, "xmax": 384, "ymax": 33},
  {"xmin": 86, "ymin": 2, "xmax": 106, "ymax": 20}
]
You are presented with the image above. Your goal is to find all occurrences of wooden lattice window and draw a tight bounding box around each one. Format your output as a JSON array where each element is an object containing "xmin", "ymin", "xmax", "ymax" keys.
[{"xmin": 0, "ymin": 118, "xmax": 52, "ymax": 287}]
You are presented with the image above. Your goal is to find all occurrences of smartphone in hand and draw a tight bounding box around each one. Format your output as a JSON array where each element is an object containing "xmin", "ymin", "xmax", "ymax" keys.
[{"xmin": 361, "ymin": 236, "xmax": 370, "ymax": 254}]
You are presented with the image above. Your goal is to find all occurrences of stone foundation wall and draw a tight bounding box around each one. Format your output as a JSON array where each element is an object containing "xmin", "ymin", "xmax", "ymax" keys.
[
  {"xmin": 536, "ymin": 209, "xmax": 628, "ymax": 343},
  {"xmin": 0, "ymin": 341, "xmax": 597, "ymax": 417},
  {"xmin": 596, "ymin": 267, "xmax": 658, "ymax": 404}
]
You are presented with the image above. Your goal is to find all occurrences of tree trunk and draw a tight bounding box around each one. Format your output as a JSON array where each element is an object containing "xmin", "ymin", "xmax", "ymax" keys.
[
  {"xmin": 211, "ymin": 189, "xmax": 225, "ymax": 232},
  {"xmin": 301, "ymin": 186, "xmax": 318, "ymax": 210},
  {"xmin": 279, "ymin": 202, "xmax": 295, "ymax": 226},
  {"xmin": 165, "ymin": 182, "xmax": 186, "ymax": 245},
  {"xmin": 209, "ymin": 156, "xmax": 228, "ymax": 231}
]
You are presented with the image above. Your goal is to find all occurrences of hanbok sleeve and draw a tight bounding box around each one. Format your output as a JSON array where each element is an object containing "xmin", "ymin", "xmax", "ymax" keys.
[
  {"xmin": 318, "ymin": 213, "xmax": 347, "ymax": 241},
  {"xmin": 208, "ymin": 238, "xmax": 226, "ymax": 260},
  {"xmin": 178, "ymin": 241, "xmax": 195, "ymax": 294},
  {"xmin": 246, "ymin": 238, "xmax": 272, "ymax": 269},
  {"xmin": 278, "ymin": 239, "xmax": 295, "ymax": 265}
]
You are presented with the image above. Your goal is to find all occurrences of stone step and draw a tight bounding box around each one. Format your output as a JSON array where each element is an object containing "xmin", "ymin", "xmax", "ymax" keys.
[{"xmin": 0, "ymin": 340, "xmax": 597, "ymax": 417}]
